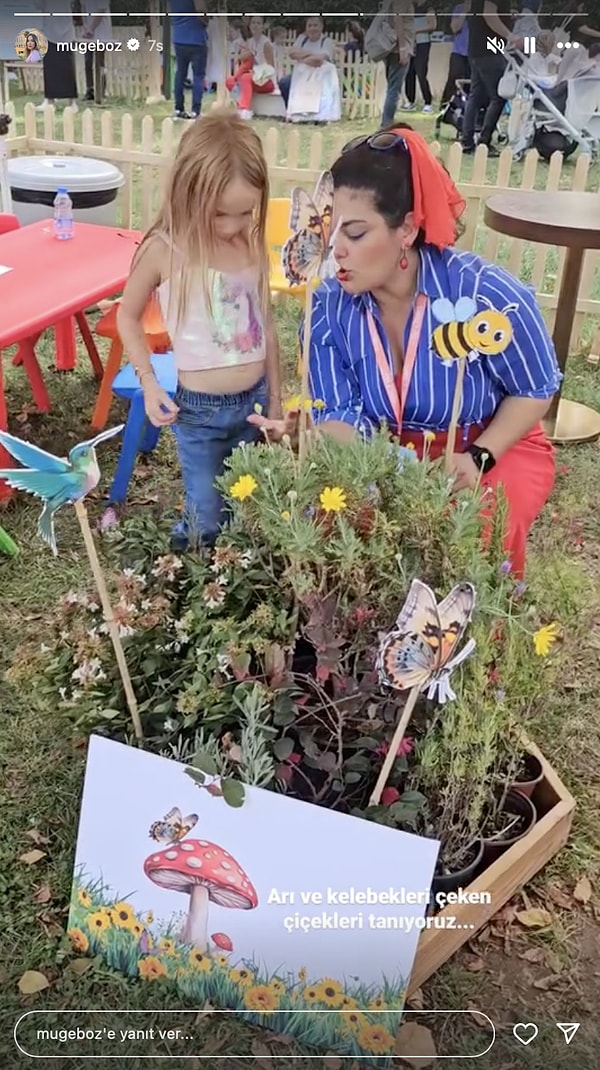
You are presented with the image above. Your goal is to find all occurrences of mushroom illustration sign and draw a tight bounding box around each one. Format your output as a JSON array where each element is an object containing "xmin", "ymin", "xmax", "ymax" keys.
[{"xmin": 68, "ymin": 736, "xmax": 440, "ymax": 1065}]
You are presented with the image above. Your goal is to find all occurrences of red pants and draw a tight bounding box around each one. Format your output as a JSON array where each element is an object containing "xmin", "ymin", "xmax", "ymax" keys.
[
  {"xmin": 398, "ymin": 423, "xmax": 555, "ymax": 578},
  {"xmin": 226, "ymin": 64, "xmax": 274, "ymax": 111}
]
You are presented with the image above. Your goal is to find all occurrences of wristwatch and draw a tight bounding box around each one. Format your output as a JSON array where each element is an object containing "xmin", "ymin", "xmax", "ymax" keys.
[{"xmin": 466, "ymin": 443, "xmax": 496, "ymax": 474}]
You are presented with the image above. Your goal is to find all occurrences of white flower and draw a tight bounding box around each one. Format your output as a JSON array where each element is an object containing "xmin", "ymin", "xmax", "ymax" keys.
[
  {"xmin": 71, "ymin": 657, "xmax": 106, "ymax": 685},
  {"xmin": 88, "ymin": 602, "xmax": 100, "ymax": 613},
  {"xmin": 164, "ymin": 718, "xmax": 177, "ymax": 733},
  {"xmin": 118, "ymin": 624, "xmax": 136, "ymax": 639},
  {"xmin": 87, "ymin": 627, "xmax": 99, "ymax": 639},
  {"xmin": 58, "ymin": 686, "xmax": 68, "ymax": 702},
  {"xmin": 240, "ymin": 550, "xmax": 252, "ymax": 570},
  {"xmin": 141, "ymin": 599, "xmax": 152, "ymax": 611},
  {"xmin": 40, "ymin": 643, "xmax": 50, "ymax": 653},
  {"xmin": 122, "ymin": 568, "xmax": 135, "ymax": 580},
  {"xmin": 217, "ymin": 653, "xmax": 232, "ymax": 677},
  {"xmin": 60, "ymin": 629, "xmax": 70, "ymax": 641}
]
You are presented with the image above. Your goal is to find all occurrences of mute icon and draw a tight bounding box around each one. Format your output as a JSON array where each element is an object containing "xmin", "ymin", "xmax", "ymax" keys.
[{"xmin": 556, "ymin": 1023, "xmax": 580, "ymax": 1045}]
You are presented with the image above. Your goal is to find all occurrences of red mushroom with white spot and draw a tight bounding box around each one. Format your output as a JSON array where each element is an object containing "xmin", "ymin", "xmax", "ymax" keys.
[
  {"xmin": 143, "ymin": 839, "xmax": 258, "ymax": 951},
  {"xmin": 211, "ymin": 932, "xmax": 233, "ymax": 952}
]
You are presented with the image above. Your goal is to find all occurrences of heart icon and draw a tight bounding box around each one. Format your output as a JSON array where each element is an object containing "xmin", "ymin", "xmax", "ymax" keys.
[{"xmin": 513, "ymin": 1023, "xmax": 539, "ymax": 1046}]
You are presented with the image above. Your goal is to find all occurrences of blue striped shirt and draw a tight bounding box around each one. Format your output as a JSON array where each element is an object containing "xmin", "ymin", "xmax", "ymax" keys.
[{"xmin": 303, "ymin": 245, "xmax": 562, "ymax": 439}]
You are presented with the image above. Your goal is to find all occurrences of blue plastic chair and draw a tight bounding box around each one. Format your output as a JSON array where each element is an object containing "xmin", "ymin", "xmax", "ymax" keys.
[{"xmin": 108, "ymin": 351, "xmax": 177, "ymax": 505}]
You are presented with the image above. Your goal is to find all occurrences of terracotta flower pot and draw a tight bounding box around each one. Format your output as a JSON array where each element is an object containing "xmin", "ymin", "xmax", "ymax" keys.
[
  {"xmin": 431, "ymin": 839, "xmax": 485, "ymax": 898},
  {"xmin": 509, "ymin": 752, "xmax": 544, "ymax": 799},
  {"xmin": 482, "ymin": 789, "xmax": 538, "ymax": 865}
]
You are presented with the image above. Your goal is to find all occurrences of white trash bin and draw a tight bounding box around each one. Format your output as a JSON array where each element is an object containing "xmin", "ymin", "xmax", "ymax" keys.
[{"xmin": 7, "ymin": 156, "xmax": 125, "ymax": 226}]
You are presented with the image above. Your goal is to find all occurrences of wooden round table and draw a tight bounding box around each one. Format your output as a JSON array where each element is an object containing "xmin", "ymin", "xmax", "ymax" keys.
[{"xmin": 484, "ymin": 190, "xmax": 600, "ymax": 445}]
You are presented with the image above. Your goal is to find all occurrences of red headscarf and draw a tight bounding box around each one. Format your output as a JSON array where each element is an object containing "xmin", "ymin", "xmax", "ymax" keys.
[{"xmin": 391, "ymin": 127, "xmax": 466, "ymax": 249}]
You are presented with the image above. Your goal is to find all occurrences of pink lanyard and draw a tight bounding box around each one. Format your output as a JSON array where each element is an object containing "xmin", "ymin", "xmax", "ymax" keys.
[{"xmin": 366, "ymin": 293, "xmax": 427, "ymax": 432}]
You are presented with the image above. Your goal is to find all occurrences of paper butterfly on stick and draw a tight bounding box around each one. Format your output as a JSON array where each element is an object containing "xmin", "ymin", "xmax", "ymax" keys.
[
  {"xmin": 0, "ymin": 426, "xmax": 123, "ymax": 555},
  {"xmin": 378, "ymin": 579, "xmax": 476, "ymax": 704},
  {"xmin": 281, "ymin": 171, "xmax": 340, "ymax": 287}
]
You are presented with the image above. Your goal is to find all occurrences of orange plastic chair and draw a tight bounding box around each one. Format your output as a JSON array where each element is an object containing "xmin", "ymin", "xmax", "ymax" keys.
[
  {"xmin": 266, "ymin": 198, "xmax": 305, "ymax": 300},
  {"xmin": 91, "ymin": 295, "xmax": 171, "ymax": 430}
]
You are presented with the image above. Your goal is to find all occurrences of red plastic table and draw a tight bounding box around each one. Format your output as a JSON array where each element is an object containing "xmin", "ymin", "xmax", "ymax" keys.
[{"xmin": 0, "ymin": 220, "xmax": 142, "ymax": 497}]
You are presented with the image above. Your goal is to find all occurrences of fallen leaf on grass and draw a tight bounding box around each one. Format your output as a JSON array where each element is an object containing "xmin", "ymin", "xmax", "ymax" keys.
[
  {"xmin": 33, "ymin": 884, "xmax": 52, "ymax": 904},
  {"xmin": 519, "ymin": 947, "xmax": 546, "ymax": 964},
  {"xmin": 67, "ymin": 958, "xmax": 94, "ymax": 976},
  {"xmin": 463, "ymin": 953, "xmax": 485, "ymax": 972},
  {"xmin": 394, "ymin": 1022, "xmax": 437, "ymax": 1067},
  {"xmin": 515, "ymin": 908, "xmax": 553, "ymax": 929},
  {"xmin": 573, "ymin": 877, "xmax": 593, "ymax": 904},
  {"xmin": 19, "ymin": 849, "xmax": 46, "ymax": 866},
  {"xmin": 18, "ymin": 970, "xmax": 50, "ymax": 995},
  {"xmin": 533, "ymin": 974, "xmax": 563, "ymax": 990},
  {"xmin": 544, "ymin": 884, "xmax": 574, "ymax": 910},
  {"xmin": 466, "ymin": 1002, "xmax": 490, "ymax": 1028},
  {"xmin": 36, "ymin": 911, "xmax": 63, "ymax": 938},
  {"xmin": 25, "ymin": 829, "xmax": 50, "ymax": 846}
]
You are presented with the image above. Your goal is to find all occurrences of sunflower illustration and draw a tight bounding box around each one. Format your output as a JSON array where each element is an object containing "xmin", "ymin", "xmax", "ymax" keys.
[
  {"xmin": 158, "ymin": 938, "xmax": 175, "ymax": 955},
  {"xmin": 68, "ymin": 928, "xmax": 89, "ymax": 953},
  {"xmin": 131, "ymin": 922, "xmax": 144, "ymax": 939},
  {"xmin": 189, "ymin": 949, "xmax": 212, "ymax": 972},
  {"xmin": 269, "ymin": 978, "xmax": 286, "ymax": 996},
  {"xmin": 315, "ymin": 978, "xmax": 345, "ymax": 1007},
  {"xmin": 243, "ymin": 985, "xmax": 280, "ymax": 1013},
  {"xmin": 356, "ymin": 1022, "xmax": 395, "ymax": 1055},
  {"xmin": 340, "ymin": 1011, "xmax": 367, "ymax": 1035},
  {"xmin": 340, "ymin": 995, "xmax": 358, "ymax": 1009},
  {"xmin": 77, "ymin": 888, "xmax": 91, "ymax": 909},
  {"xmin": 145, "ymin": 911, "xmax": 154, "ymax": 925},
  {"xmin": 229, "ymin": 967, "xmax": 254, "ymax": 987},
  {"xmin": 368, "ymin": 995, "xmax": 386, "ymax": 1011},
  {"xmin": 214, "ymin": 954, "xmax": 229, "ymax": 967},
  {"xmin": 138, "ymin": 956, "xmax": 168, "ymax": 981},
  {"xmin": 298, "ymin": 966, "xmax": 307, "ymax": 983},
  {"xmin": 111, "ymin": 901, "xmax": 136, "ymax": 930},
  {"xmin": 302, "ymin": 985, "xmax": 320, "ymax": 1004},
  {"xmin": 87, "ymin": 909, "xmax": 112, "ymax": 934}
]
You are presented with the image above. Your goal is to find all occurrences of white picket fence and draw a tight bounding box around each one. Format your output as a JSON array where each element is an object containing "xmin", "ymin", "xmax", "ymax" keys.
[{"xmin": 4, "ymin": 102, "xmax": 600, "ymax": 347}]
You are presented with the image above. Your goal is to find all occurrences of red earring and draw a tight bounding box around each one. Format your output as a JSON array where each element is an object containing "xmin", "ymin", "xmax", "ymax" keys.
[{"xmin": 399, "ymin": 249, "xmax": 408, "ymax": 270}]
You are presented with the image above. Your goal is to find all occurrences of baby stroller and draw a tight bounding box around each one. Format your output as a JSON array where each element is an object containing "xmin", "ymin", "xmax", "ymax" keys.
[
  {"xmin": 503, "ymin": 49, "xmax": 600, "ymax": 160},
  {"xmin": 435, "ymin": 78, "xmax": 509, "ymax": 145}
]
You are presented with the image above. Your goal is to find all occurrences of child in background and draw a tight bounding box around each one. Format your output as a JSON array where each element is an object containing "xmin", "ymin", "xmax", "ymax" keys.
[
  {"xmin": 271, "ymin": 24, "xmax": 288, "ymax": 79},
  {"xmin": 117, "ymin": 111, "xmax": 281, "ymax": 551},
  {"xmin": 225, "ymin": 15, "xmax": 275, "ymax": 120}
]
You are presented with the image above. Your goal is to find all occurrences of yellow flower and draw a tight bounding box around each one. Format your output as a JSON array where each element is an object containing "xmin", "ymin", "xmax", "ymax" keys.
[
  {"xmin": 229, "ymin": 967, "xmax": 254, "ymax": 987},
  {"xmin": 340, "ymin": 995, "xmax": 358, "ymax": 1009},
  {"xmin": 283, "ymin": 394, "xmax": 315, "ymax": 412},
  {"xmin": 111, "ymin": 902, "xmax": 136, "ymax": 931},
  {"xmin": 423, "ymin": 431, "xmax": 436, "ymax": 442},
  {"xmin": 313, "ymin": 398, "xmax": 326, "ymax": 410},
  {"xmin": 368, "ymin": 996, "xmax": 385, "ymax": 1010},
  {"xmin": 138, "ymin": 956, "xmax": 168, "ymax": 981},
  {"xmin": 88, "ymin": 909, "xmax": 112, "ymax": 934},
  {"xmin": 302, "ymin": 985, "xmax": 321, "ymax": 1004},
  {"xmin": 230, "ymin": 475, "xmax": 258, "ymax": 501},
  {"xmin": 405, "ymin": 442, "xmax": 416, "ymax": 451},
  {"xmin": 158, "ymin": 938, "xmax": 175, "ymax": 955},
  {"xmin": 189, "ymin": 949, "xmax": 212, "ymax": 972},
  {"xmin": 319, "ymin": 486, "xmax": 347, "ymax": 513},
  {"xmin": 340, "ymin": 1011, "xmax": 367, "ymax": 1034},
  {"xmin": 132, "ymin": 922, "xmax": 144, "ymax": 939},
  {"xmin": 269, "ymin": 978, "xmax": 286, "ymax": 995},
  {"xmin": 298, "ymin": 967, "xmax": 307, "ymax": 984},
  {"xmin": 77, "ymin": 888, "xmax": 91, "ymax": 909},
  {"xmin": 244, "ymin": 984, "xmax": 280, "ymax": 1012},
  {"xmin": 281, "ymin": 510, "xmax": 291, "ymax": 521},
  {"xmin": 145, "ymin": 911, "xmax": 154, "ymax": 925},
  {"xmin": 356, "ymin": 1022, "xmax": 395, "ymax": 1055},
  {"xmin": 68, "ymin": 928, "xmax": 89, "ymax": 953},
  {"xmin": 315, "ymin": 978, "xmax": 345, "ymax": 1007},
  {"xmin": 533, "ymin": 621, "xmax": 560, "ymax": 657}
]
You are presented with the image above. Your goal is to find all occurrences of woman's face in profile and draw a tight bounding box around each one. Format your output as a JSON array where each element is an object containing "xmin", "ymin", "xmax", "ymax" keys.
[{"xmin": 331, "ymin": 187, "xmax": 407, "ymax": 294}]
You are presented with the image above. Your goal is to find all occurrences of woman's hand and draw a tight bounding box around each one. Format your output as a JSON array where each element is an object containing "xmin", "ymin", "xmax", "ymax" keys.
[
  {"xmin": 247, "ymin": 408, "xmax": 299, "ymax": 441},
  {"xmin": 450, "ymin": 451, "xmax": 480, "ymax": 492},
  {"xmin": 143, "ymin": 379, "xmax": 179, "ymax": 427}
]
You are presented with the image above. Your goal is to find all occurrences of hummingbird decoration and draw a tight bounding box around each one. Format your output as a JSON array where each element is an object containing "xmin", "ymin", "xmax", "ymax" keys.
[{"xmin": 0, "ymin": 426, "xmax": 123, "ymax": 555}]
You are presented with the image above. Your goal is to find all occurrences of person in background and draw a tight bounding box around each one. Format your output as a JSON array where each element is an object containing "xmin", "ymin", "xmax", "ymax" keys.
[
  {"xmin": 403, "ymin": 1, "xmax": 436, "ymax": 112},
  {"xmin": 225, "ymin": 15, "xmax": 275, "ymax": 121},
  {"xmin": 270, "ymin": 23, "xmax": 287, "ymax": 78},
  {"xmin": 35, "ymin": 0, "xmax": 77, "ymax": 111},
  {"xmin": 344, "ymin": 21, "xmax": 365, "ymax": 58},
  {"xmin": 561, "ymin": 4, "xmax": 600, "ymax": 48},
  {"xmin": 169, "ymin": 0, "xmax": 208, "ymax": 120},
  {"xmin": 279, "ymin": 16, "xmax": 341, "ymax": 124},
  {"xmin": 462, "ymin": 0, "xmax": 514, "ymax": 157},
  {"xmin": 117, "ymin": 112, "xmax": 281, "ymax": 553},
  {"xmin": 381, "ymin": 2, "xmax": 415, "ymax": 127},
  {"xmin": 81, "ymin": 3, "xmax": 111, "ymax": 101},
  {"xmin": 24, "ymin": 32, "xmax": 41, "ymax": 62},
  {"xmin": 440, "ymin": 4, "xmax": 470, "ymax": 105}
]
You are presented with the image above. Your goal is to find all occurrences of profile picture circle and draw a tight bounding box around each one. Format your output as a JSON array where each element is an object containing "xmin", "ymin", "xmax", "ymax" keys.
[{"xmin": 15, "ymin": 28, "xmax": 48, "ymax": 63}]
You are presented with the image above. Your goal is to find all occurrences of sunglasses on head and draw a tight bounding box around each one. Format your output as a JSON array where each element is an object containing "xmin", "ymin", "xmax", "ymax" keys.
[{"xmin": 341, "ymin": 131, "xmax": 408, "ymax": 155}]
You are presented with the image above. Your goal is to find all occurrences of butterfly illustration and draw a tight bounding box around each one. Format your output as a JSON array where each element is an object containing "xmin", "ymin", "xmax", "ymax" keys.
[
  {"xmin": 377, "ymin": 579, "xmax": 476, "ymax": 703},
  {"xmin": 281, "ymin": 171, "xmax": 339, "ymax": 287},
  {"xmin": 148, "ymin": 806, "xmax": 198, "ymax": 846}
]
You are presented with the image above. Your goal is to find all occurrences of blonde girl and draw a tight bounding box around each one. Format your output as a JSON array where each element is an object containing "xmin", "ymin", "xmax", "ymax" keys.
[{"xmin": 118, "ymin": 111, "xmax": 281, "ymax": 551}]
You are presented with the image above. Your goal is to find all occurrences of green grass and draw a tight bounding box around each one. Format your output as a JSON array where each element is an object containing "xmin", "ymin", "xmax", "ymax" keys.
[{"xmin": 2, "ymin": 90, "xmax": 600, "ymax": 1069}]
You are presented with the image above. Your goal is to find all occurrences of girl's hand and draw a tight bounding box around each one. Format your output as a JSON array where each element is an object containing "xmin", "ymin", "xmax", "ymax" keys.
[
  {"xmin": 450, "ymin": 451, "xmax": 480, "ymax": 492},
  {"xmin": 247, "ymin": 408, "xmax": 299, "ymax": 441},
  {"xmin": 143, "ymin": 379, "xmax": 179, "ymax": 427}
]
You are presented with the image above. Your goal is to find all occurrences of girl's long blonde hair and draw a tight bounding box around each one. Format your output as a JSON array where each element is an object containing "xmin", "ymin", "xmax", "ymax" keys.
[{"xmin": 140, "ymin": 109, "xmax": 271, "ymax": 334}]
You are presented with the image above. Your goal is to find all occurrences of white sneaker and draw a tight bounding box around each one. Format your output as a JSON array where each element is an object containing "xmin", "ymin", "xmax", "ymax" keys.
[
  {"xmin": 239, "ymin": 108, "xmax": 253, "ymax": 120},
  {"xmin": 422, "ymin": 104, "xmax": 433, "ymax": 113},
  {"xmin": 35, "ymin": 99, "xmax": 53, "ymax": 111},
  {"xmin": 401, "ymin": 102, "xmax": 415, "ymax": 111}
]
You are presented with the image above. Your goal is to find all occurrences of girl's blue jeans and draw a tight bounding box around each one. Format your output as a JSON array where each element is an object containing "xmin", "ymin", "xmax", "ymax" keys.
[{"xmin": 172, "ymin": 376, "xmax": 268, "ymax": 550}]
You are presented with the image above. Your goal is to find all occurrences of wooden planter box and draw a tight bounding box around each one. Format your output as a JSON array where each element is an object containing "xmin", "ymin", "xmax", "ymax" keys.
[{"xmin": 407, "ymin": 741, "xmax": 575, "ymax": 995}]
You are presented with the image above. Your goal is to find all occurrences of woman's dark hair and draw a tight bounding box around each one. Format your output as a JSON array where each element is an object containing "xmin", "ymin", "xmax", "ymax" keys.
[
  {"xmin": 26, "ymin": 32, "xmax": 39, "ymax": 47},
  {"xmin": 330, "ymin": 122, "xmax": 418, "ymax": 234},
  {"xmin": 345, "ymin": 20, "xmax": 364, "ymax": 42}
]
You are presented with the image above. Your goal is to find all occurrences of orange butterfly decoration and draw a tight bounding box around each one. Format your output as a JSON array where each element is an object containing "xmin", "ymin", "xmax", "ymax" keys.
[
  {"xmin": 281, "ymin": 171, "xmax": 339, "ymax": 287},
  {"xmin": 377, "ymin": 579, "xmax": 476, "ymax": 704}
]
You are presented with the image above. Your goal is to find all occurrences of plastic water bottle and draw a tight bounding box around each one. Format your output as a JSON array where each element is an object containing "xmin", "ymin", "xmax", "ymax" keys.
[{"xmin": 53, "ymin": 187, "xmax": 74, "ymax": 240}]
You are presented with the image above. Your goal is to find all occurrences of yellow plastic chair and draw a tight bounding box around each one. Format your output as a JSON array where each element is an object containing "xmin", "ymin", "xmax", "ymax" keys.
[{"xmin": 266, "ymin": 198, "xmax": 306, "ymax": 300}]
